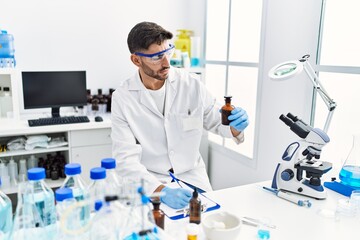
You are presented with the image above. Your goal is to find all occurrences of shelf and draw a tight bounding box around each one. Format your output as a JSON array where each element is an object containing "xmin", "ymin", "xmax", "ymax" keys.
[
  {"xmin": 1, "ymin": 178, "xmax": 64, "ymax": 195},
  {"xmin": 0, "ymin": 146, "xmax": 69, "ymax": 158}
]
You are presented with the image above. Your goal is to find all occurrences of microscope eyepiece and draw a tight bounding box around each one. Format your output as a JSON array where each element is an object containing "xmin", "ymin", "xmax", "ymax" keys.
[{"xmin": 280, "ymin": 114, "xmax": 293, "ymax": 126}]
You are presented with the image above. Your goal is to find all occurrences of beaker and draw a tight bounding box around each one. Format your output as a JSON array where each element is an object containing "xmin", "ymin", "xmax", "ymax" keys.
[{"xmin": 339, "ymin": 134, "xmax": 360, "ymax": 188}]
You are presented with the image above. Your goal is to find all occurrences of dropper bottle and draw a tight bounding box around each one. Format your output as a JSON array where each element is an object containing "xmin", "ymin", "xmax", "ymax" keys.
[
  {"xmin": 221, "ymin": 96, "xmax": 234, "ymax": 125},
  {"xmin": 189, "ymin": 188, "xmax": 201, "ymax": 224}
]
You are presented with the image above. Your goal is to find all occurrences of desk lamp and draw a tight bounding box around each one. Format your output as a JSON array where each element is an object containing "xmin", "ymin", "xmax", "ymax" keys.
[
  {"xmin": 268, "ymin": 54, "xmax": 336, "ymax": 133},
  {"xmin": 268, "ymin": 54, "xmax": 336, "ymax": 199}
]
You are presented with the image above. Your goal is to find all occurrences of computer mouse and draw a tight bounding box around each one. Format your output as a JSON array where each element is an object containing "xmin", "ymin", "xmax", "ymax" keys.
[{"xmin": 94, "ymin": 116, "xmax": 103, "ymax": 122}]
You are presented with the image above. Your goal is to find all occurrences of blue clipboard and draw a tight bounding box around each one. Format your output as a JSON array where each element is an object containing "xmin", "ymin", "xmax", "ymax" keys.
[{"xmin": 161, "ymin": 180, "xmax": 221, "ymax": 220}]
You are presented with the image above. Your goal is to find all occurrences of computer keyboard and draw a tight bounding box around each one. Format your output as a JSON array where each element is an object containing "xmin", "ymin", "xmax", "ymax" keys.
[{"xmin": 28, "ymin": 116, "xmax": 90, "ymax": 127}]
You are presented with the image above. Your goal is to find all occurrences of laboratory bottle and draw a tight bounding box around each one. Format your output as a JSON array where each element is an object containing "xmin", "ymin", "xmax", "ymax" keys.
[
  {"xmin": 101, "ymin": 158, "xmax": 121, "ymax": 196},
  {"xmin": 26, "ymin": 167, "xmax": 57, "ymax": 237},
  {"xmin": 11, "ymin": 181, "xmax": 47, "ymax": 240},
  {"xmin": 339, "ymin": 134, "xmax": 360, "ymax": 188},
  {"xmin": 190, "ymin": 36, "xmax": 201, "ymax": 67},
  {"xmin": 0, "ymin": 160, "xmax": 10, "ymax": 189},
  {"xmin": 186, "ymin": 223, "xmax": 199, "ymax": 240},
  {"xmin": 189, "ymin": 188, "xmax": 201, "ymax": 224},
  {"xmin": 0, "ymin": 182, "xmax": 12, "ymax": 239},
  {"xmin": 151, "ymin": 200, "xmax": 165, "ymax": 230},
  {"xmin": 8, "ymin": 158, "xmax": 18, "ymax": 186},
  {"xmin": 0, "ymin": 87, "xmax": 13, "ymax": 118},
  {"xmin": 60, "ymin": 163, "xmax": 90, "ymax": 222},
  {"xmin": 90, "ymin": 195, "xmax": 126, "ymax": 240},
  {"xmin": 106, "ymin": 88, "xmax": 115, "ymax": 112},
  {"xmin": 174, "ymin": 29, "xmax": 192, "ymax": 57},
  {"xmin": 88, "ymin": 167, "xmax": 107, "ymax": 212},
  {"xmin": 221, "ymin": 96, "xmax": 234, "ymax": 125},
  {"xmin": 55, "ymin": 188, "xmax": 84, "ymax": 240},
  {"xmin": 18, "ymin": 159, "xmax": 27, "ymax": 182},
  {"xmin": 27, "ymin": 154, "xmax": 38, "ymax": 170}
]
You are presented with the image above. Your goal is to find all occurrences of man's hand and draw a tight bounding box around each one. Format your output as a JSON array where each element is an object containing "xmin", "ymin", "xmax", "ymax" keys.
[
  {"xmin": 228, "ymin": 107, "xmax": 249, "ymax": 135},
  {"xmin": 160, "ymin": 187, "xmax": 192, "ymax": 209}
]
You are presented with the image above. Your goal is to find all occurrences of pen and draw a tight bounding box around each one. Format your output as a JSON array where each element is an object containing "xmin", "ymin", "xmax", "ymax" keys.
[{"xmin": 168, "ymin": 171, "xmax": 183, "ymax": 188}]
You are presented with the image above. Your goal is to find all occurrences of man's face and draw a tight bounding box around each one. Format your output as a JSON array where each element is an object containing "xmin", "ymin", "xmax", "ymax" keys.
[{"xmin": 135, "ymin": 41, "xmax": 173, "ymax": 81}]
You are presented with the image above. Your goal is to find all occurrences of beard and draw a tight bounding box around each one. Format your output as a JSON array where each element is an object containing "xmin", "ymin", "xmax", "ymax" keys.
[{"xmin": 141, "ymin": 60, "xmax": 170, "ymax": 81}]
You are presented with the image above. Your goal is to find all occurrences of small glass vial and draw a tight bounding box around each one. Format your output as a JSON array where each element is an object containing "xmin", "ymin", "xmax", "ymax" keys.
[
  {"xmin": 221, "ymin": 96, "xmax": 234, "ymax": 125},
  {"xmin": 151, "ymin": 200, "xmax": 165, "ymax": 230},
  {"xmin": 189, "ymin": 188, "xmax": 201, "ymax": 224},
  {"xmin": 186, "ymin": 223, "xmax": 199, "ymax": 240}
]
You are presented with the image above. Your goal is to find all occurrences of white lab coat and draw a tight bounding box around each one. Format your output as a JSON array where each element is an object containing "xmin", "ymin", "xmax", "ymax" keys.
[{"xmin": 111, "ymin": 67, "xmax": 243, "ymax": 193}]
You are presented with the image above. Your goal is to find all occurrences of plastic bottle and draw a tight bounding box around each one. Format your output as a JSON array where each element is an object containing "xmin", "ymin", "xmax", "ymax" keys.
[
  {"xmin": 175, "ymin": 30, "xmax": 192, "ymax": 57},
  {"xmin": 18, "ymin": 159, "xmax": 27, "ymax": 182},
  {"xmin": 101, "ymin": 158, "xmax": 121, "ymax": 196},
  {"xmin": 190, "ymin": 36, "xmax": 201, "ymax": 67},
  {"xmin": 0, "ymin": 160, "xmax": 10, "ymax": 189},
  {"xmin": 221, "ymin": 96, "xmax": 235, "ymax": 125},
  {"xmin": 0, "ymin": 181, "xmax": 12, "ymax": 239},
  {"xmin": 8, "ymin": 158, "xmax": 18, "ymax": 186},
  {"xmin": 0, "ymin": 87, "xmax": 13, "ymax": 118},
  {"xmin": 186, "ymin": 223, "xmax": 199, "ymax": 240},
  {"xmin": 27, "ymin": 168, "xmax": 57, "ymax": 237},
  {"xmin": 0, "ymin": 30, "xmax": 15, "ymax": 68},
  {"xmin": 189, "ymin": 188, "xmax": 201, "ymax": 224},
  {"xmin": 88, "ymin": 167, "xmax": 107, "ymax": 212},
  {"xmin": 60, "ymin": 163, "xmax": 90, "ymax": 223},
  {"xmin": 27, "ymin": 154, "xmax": 38, "ymax": 170},
  {"xmin": 151, "ymin": 200, "xmax": 165, "ymax": 230}
]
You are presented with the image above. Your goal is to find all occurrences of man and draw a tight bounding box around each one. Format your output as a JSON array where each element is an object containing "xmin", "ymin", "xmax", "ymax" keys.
[{"xmin": 111, "ymin": 22, "xmax": 249, "ymax": 209}]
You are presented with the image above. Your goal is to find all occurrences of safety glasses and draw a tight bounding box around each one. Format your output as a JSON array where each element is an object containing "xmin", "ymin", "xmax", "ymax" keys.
[{"xmin": 134, "ymin": 44, "xmax": 175, "ymax": 64}]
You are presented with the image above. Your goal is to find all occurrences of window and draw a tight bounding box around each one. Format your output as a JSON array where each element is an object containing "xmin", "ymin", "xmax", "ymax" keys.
[
  {"xmin": 205, "ymin": 0, "xmax": 263, "ymax": 158},
  {"xmin": 314, "ymin": 1, "xmax": 360, "ymax": 170}
]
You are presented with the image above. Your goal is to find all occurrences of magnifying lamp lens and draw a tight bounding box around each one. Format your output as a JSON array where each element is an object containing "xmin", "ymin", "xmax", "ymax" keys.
[
  {"xmin": 269, "ymin": 60, "xmax": 303, "ymax": 80},
  {"xmin": 274, "ymin": 63, "xmax": 298, "ymax": 76}
]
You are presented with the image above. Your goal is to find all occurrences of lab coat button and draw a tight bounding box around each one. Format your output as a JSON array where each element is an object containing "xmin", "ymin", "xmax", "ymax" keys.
[{"xmin": 169, "ymin": 150, "xmax": 174, "ymax": 156}]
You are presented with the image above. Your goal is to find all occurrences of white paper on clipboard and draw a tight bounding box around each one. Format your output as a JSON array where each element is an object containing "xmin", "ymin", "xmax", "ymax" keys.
[{"xmin": 161, "ymin": 181, "xmax": 220, "ymax": 220}]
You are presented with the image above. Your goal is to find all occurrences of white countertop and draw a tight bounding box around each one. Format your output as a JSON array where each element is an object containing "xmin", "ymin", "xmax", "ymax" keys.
[
  {"xmin": 165, "ymin": 180, "xmax": 359, "ymax": 240},
  {"xmin": 0, "ymin": 114, "xmax": 111, "ymax": 137}
]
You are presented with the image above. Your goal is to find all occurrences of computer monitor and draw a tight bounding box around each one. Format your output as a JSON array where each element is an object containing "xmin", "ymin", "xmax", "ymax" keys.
[{"xmin": 22, "ymin": 71, "xmax": 87, "ymax": 117}]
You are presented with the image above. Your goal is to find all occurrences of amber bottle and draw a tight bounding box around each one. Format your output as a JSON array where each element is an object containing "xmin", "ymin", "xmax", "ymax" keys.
[
  {"xmin": 152, "ymin": 200, "xmax": 165, "ymax": 230},
  {"xmin": 189, "ymin": 188, "xmax": 201, "ymax": 224},
  {"xmin": 221, "ymin": 96, "xmax": 234, "ymax": 125}
]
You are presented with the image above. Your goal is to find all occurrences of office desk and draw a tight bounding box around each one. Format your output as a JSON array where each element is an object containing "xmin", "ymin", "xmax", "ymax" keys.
[{"xmin": 165, "ymin": 180, "xmax": 358, "ymax": 240}]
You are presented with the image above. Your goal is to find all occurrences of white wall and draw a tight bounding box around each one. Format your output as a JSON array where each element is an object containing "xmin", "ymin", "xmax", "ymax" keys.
[
  {"xmin": 209, "ymin": 0, "xmax": 324, "ymax": 189},
  {"xmin": 0, "ymin": 0, "xmax": 206, "ymax": 109}
]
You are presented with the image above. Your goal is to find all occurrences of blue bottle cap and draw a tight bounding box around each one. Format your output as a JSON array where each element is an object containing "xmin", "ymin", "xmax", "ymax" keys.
[
  {"xmin": 28, "ymin": 167, "xmax": 46, "ymax": 181},
  {"xmin": 101, "ymin": 158, "xmax": 116, "ymax": 169},
  {"xmin": 90, "ymin": 167, "xmax": 106, "ymax": 180},
  {"xmin": 65, "ymin": 163, "xmax": 81, "ymax": 175},
  {"xmin": 94, "ymin": 200, "xmax": 103, "ymax": 211},
  {"xmin": 55, "ymin": 188, "xmax": 74, "ymax": 202}
]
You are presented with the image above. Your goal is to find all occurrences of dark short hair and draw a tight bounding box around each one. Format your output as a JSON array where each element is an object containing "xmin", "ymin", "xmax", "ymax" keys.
[{"xmin": 127, "ymin": 21, "xmax": 173, "ymax": 53}]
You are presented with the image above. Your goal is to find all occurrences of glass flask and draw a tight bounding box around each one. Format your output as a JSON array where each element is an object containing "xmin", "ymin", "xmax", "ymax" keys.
[{"xmin": 339, "ymin": 134, "xmax": 360, "ymax": 188}]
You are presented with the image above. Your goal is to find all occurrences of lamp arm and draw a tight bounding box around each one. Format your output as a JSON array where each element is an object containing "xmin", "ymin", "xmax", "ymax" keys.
[{"xmin": 302, "ymin": 60, "xmax": 337, "ymax": 133}]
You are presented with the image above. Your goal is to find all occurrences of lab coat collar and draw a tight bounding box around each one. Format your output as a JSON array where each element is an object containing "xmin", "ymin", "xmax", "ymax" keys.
[{"xmin": 128, "ymin": 67, "xmax": 178, "ymax": 118}]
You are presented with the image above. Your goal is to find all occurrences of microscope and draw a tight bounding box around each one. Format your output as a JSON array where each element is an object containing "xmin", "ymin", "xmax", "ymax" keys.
[{"xmin": 271, "ymin": 113, "xmax": 332, "ymax": 199}]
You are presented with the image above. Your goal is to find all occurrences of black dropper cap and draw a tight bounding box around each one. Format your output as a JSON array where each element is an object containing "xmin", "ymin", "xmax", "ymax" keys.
[
  {"xmin": 151, "ymin": 199, "xmax": 161, "ymax": 210},
  {"xmin": 192, "ymin": 188, "xmax": 198, "ymax": 198},
  {"xmin": 224, "ymin": 96, "xmax": 232, "ymax": 104}
]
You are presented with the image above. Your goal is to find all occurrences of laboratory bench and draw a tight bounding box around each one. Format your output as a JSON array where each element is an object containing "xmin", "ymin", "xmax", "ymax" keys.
[{"xmin": 165, "ymin": 177, "xmax": 358, "ymax": 240}]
